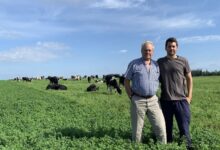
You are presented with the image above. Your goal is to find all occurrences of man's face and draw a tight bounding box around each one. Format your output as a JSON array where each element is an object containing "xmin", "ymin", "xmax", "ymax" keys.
[
  {"xmin": 141, "ymin": 44, "xmax": 154, "ymax": 60},
  {"xmin": 166, "ymin": 42, "xmax": 178, "ymax": 57}
]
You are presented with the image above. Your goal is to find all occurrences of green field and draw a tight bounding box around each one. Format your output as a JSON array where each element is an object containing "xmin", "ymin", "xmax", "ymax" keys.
[{"xmin": 0, "ymin": 76, "xmax": 219, "ymax": 149}]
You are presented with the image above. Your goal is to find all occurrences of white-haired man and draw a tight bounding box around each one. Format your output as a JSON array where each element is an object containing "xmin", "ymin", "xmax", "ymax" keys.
[{"xmin": 124, "ymin": 41, "xmax": 167, "ymax": 144}]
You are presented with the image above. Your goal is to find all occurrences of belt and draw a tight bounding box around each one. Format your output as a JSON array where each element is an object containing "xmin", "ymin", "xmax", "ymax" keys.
[{"xmin": 132, "ymin": 92, "xmax": 153, "ymax": 99}]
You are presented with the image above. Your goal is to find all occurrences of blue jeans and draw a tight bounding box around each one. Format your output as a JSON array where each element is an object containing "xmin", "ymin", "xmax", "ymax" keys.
[{"xmin": 160, "ymin": 100, "xmax": 191, "ymax": 147}]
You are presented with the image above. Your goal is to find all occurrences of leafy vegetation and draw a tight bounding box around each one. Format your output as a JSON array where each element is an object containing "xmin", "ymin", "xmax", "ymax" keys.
[
  {"xmin": 0, "ymin": 76, "xmax": 219, "ymax": 149},
  {"xmin": 191, "ymin": 69, "xmax": 220, "ymax": 76}
]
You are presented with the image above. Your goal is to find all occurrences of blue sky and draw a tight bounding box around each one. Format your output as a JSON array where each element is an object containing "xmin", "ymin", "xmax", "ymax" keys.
[{"xmin": 1, "ymin": 0, "xmax": 220, "ymax": 80}]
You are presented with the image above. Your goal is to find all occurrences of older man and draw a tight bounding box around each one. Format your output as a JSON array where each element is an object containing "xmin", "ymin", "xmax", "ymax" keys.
[{"xmin": 124, "ymin": 41, "xmax": 166, "ymax": 144}]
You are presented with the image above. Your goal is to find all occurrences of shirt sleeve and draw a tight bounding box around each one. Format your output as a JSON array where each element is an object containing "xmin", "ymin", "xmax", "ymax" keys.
[
  {"xmin": 124, "ymin": 61, "xmax": 133, "ymax": 80},
  {"xmin": 184, "ymin": 58, "xmax": 191, "ymax": 75}
]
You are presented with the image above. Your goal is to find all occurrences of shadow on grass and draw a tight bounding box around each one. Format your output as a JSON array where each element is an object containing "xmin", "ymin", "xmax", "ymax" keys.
[
  {"xmin": 44, "ymin": 127, "xmax": 131, "ymax": 140},
  {"xmin": 100, "ymin": 91, "xmax": 123, "ymax": 96},
  {"xmin": 44, "ymin": 127, "xmax": 158, "ymax": 145},
  {"xmin": 100, "ymin": 91, "xmax": 112, "ymax": 95}
]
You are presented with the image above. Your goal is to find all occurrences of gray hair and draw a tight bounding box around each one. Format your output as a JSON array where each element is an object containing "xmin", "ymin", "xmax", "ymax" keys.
[{"xmin": 141, "ymin": 41, "xmax": 154, "ymax": 51}]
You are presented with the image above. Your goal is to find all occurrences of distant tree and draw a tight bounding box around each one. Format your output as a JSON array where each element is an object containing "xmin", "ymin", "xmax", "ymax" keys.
[{"xmin": 191, "ymin": 69, "xmax": 220, "ymax": 76}]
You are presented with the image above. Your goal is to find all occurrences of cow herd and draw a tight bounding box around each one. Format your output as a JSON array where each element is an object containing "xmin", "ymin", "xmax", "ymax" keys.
[
  {"xmin": 86, "ymin": 74, "xmax": 125, "ymax": 95},
  {"xmin": 13, "ymin": 74, "xmax": 125, "ymax": 95}
]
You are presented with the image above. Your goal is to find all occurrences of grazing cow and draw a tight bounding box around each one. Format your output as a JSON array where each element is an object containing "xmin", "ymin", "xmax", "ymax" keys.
[
  {"xmin": 109, "ymin": 79, "xmax": 122, "ymax": 94},
  {"xmin": 47, "ymin": 76, "xmax": 59, "ymax": 84},
  {"xmin": 104, "ymin": 75, "xmax": 122, "ymax": 95},
  {"xmin": 22, "ymin": 77, "xmax": 32, "ymax": 82},
  {"xmin": 104, "ymin": 75, "xmax": 113, "ymax": 85},
  {"xmin": 95, "ymin": 79, "xmax": 103, "ymax": 84},
  {"xmin": 71, "ymin": 75, "xmax": 81, "ymax": 80},
  {"xmin": 86, "ymin": 84, "xmax": 99, "ymax": 92},
  {"xmin": 119, "ymin": 75, "xmax": 125, "ymax": 87},
  {"xmin": 87, "ymin": 76, "xmax": 91, "ymax": 83},
  {"xmin": 14, "ymin": 77, "xmax": 21, "ymax": 81},
  {"xmin": 46, "ymin": 84, "xmax": 67, "ymax": 90},
  {"xmin": 36, "ymin": 76, "xmax": 44, "ymax": 80}
]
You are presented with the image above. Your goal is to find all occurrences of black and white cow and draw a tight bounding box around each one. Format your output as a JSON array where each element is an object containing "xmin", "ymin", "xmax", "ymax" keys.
[
  {"xmin": 46, "ymin": 84, "xmax": 67, "ymax": 90},
  {"xmin": 47, "ymin": 76, "xmax": 59, "ymax": 84},
  {"xmin": 71, "ymin": 75, "xmax": 81, "ymax": 80},
  {"xmin": 119, "ymin": 75, "xmax": 125, "ymax": 87},
  {"xmin": 86, "ymin": 84, "xmax": 99, "ymax": 92},
  {"xmin": 22, "ymin": 77, "xmax": 32, "ymax": 82},
  {"xmin": 14, "ymin": 77, "xmax": 21, "ymax": 81},
  {"xmin": 104, "ymin": 75, "xmax": 122, "ymax": 95}
]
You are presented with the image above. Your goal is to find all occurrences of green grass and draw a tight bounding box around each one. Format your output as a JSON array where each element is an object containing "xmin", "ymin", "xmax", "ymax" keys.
[{"xmin": 0, "ymin": 77, "xmax": 219, "ymax": 149}]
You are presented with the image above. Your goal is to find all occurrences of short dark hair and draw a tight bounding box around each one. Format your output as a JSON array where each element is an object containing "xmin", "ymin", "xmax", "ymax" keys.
[{"xmin": 165, "ymin": 37, "xmax": 178, "ymax": 47}]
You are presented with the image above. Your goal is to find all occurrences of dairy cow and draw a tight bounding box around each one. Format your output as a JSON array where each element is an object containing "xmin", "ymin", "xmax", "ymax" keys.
[
  {"xmin": 47, "ymin": 76, "xmax": 59, "ymax": 84},
  {"xmin": 104, "ymin": 75, "xmax": 122, "ymax": 95},
  {"xmin": 86, "ymin": 84, "xmax": 99, "ymax": 92},
  {"xmin": 46, "ymin": 84, "xmax": 67, "ymax": 90}
]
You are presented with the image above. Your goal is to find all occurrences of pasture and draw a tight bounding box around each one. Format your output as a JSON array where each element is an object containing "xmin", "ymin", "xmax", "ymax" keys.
[{"xmin": 0, "ymin": 76, "xmax": 219, "ymax": 149}]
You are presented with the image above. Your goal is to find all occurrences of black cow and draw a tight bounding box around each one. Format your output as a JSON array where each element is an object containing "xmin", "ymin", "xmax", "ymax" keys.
[
  {"xmin": 87, "ymin": 76, "xmax": 91, "ymax": 83},
  {"xmin": 119, "ymin": 75, "xmax": 125, "ymax": 87},
  {"xmin": 22, "ymin": 77, "xmax": 32, "ymax": 82},
  {"xmin": 86, "ymin": 84, "xmax": 99, "ymax": 92},
  {"xmin": 46, "ymin": 84, "xmax": 67, "ymax": 90},
  {"xmin": 14, "ymin": 77, "xmax": 21, "ymax": 81},
  {"xmin": 47, "ymin": 76, "xmax": 59, "ymax": 84}
]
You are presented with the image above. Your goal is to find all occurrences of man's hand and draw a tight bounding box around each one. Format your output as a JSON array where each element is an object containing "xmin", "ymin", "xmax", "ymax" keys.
[{"xmin": 186, "ymin": 97, "xmax": 191, "ymax": 104}]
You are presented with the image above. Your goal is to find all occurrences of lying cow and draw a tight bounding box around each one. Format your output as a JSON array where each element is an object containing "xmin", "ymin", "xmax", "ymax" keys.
[
  {"xmin": 86, "ymin": 84, "xmax": 99, "ymax": 92},
  {"xmin": 46, "ymin": 84, "xmax": 67, "ymax": 90},
  {"xmin": 47, "ymin": 76, "xmax": 59, "ymax": 84}
]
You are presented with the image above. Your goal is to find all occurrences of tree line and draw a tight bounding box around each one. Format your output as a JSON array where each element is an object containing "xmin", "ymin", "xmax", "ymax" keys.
[{"xmin": 191, "ymin": 69, "xmax": 220, "ymax": 76}]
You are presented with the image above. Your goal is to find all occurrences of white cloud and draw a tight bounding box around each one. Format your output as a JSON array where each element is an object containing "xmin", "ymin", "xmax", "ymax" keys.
[
  {"xmin": 0, "ymin": 18, "xmax": 79, "ymax": 39},
  {"xmin": 119, "ymin": 49, "xmax": 128, "ymax": 53},
  {"xmin": 163, "ymin": 18, "xmax": 214, "ymax": 29},
  {"xmin": 91, "ymin": 0, "xmax": 146, "ymax": 9},
  {"xmin": 0, "ymin": 29, "xmax": 25, "ymax": 39},
  {"xmin": 179, "ymin": 35, "xmax": 220, "ymax": 43},
  {"xmin": 0, "ymin": 0, "xmax": 215, "ymax": 36},
  {"xmin": 92, "ymin": 14, "xmax": 216, "ymax": 33},
  {"xmin": 0, "ymin": 42, "xmax": 70, "ymax": 62},
  {"xmin": 206, "ymin": 20, "xmax": 215, "ymax": 26},
  {"xmin": 110, "ymin": 49, "xmax": 128, "ymax": 54},
  {"xmin": 145, "ymin": 15, "xmax": 215, "ymax": 30},
  {"xmin": 36, "ymin": 41, "xmax": 69, "ymax": 50}
]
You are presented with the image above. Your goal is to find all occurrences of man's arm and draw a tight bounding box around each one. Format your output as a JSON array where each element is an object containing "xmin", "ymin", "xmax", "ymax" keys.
[
  {"xmin": 186, "ymin": 72, "xmax": 193, "ymax": 104},
  {"xmin": 124, "ymin": 78, "xmax": 133, "ymax": 100}
]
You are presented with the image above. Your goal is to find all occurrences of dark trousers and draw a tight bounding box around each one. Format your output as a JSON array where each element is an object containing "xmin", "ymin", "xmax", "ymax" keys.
[{"xmin": 160, "ymin": 100, "xmax": 191, "ymax": 147}]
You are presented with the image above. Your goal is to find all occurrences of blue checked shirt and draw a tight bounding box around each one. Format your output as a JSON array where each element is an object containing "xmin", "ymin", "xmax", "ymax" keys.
[{"xmin": 124, "ymin": 57, "xmax": 160, "ymax": 96}]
